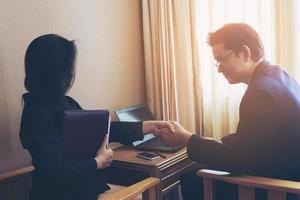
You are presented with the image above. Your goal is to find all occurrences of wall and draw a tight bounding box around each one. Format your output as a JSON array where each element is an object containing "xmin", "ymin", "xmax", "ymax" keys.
[{"xmin": 0, "ymin": 0, "xmax": 146, "ymax": 173}]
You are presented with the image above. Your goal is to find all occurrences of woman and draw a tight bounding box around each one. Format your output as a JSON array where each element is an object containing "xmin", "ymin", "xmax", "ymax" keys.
[{"xmin": 19, "ymin": 34, "xmax": 172, "ymax": 200}]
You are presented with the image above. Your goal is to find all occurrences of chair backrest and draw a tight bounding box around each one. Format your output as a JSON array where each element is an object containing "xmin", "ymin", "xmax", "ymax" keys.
[{"xmin": 197, "ymin": 169, "xmax": 300, "ymax": 200}]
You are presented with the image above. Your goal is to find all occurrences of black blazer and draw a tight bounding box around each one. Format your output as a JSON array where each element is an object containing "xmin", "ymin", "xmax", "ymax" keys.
[
  {"xmin": 19, "ymin": 93, "xmax": 144, "ymax": 200},
  {"xmin": 187, "ymin": 60, "xmax": 300, "ymax": 181}
]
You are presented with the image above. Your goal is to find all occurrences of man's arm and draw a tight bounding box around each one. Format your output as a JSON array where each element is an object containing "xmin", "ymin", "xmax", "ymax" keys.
[{"xmin": 187, "ymin": 89, "xmax": 280, "ymax": 174}]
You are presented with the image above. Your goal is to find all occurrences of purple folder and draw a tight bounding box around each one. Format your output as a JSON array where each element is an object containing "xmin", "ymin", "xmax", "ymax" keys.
[{"xmin": 62, "ymin": 110, "xmax": 110, "ymax": 160}]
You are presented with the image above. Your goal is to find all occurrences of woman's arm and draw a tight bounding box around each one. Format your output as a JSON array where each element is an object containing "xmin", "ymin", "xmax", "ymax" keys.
[
  {"xmin": 109, "ymin": 121, "xmax": 144, "ymax": 144},
  {"xmin": 109, "ymin": 121, "xmax": 175, "ymax": 144}
]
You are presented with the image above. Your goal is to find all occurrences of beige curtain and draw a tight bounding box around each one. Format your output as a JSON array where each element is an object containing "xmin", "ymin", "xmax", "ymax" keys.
[
  {"xmin": 141, "ymin": 0, "xmax": 298, "ymax": 139},
  {"xmin": 275, "ymin": 0, "xmax": 300, "ymax": 82},
  {"xmin": 195, "ymin": 0, "xmax": 275, "ymax": 140},
  {"xmin": 142, "ymin": 0, "xmax": 202, "ymax": 134}
]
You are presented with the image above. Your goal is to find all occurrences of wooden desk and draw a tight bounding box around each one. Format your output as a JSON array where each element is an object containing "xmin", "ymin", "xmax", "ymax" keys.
[{"xmin": 107, "ymin": 146, "xmax": 200, "ymax": 200}]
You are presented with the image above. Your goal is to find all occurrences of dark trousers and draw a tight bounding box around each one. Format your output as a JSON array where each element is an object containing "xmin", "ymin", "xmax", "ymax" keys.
[{"xmin": 180, "ymin": 169, "xmax": 298, "ymax": 200}]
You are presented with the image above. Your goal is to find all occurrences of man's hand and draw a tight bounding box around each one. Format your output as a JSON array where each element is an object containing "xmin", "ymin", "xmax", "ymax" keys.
[
  {"xmin": 154, "ymin": 121, "xmax": 192, "ymax": 147},
  {"xmin": 142, "ymin": 120, "xmax": 175, "ymax": 135}
]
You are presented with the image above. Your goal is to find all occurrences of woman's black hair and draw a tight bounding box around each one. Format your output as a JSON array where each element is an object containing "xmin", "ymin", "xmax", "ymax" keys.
[{"xmin": 24, "ymin": 34, "xmax": 77, "ymax": 101}]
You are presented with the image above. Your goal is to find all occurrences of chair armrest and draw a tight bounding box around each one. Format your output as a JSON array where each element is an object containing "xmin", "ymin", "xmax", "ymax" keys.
[
  {"xmin": 0, "ymin": 166, "xmax": 34, "ymax": 182},
  {"xmin": 100, "ymin": 177, "xmax": 160, "ymax": 200},
  {"xmin": 197, "ymin": 169, "xmax": 300, "ymax": 194}
]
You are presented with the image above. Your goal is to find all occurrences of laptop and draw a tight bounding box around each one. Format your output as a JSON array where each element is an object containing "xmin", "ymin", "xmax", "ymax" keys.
[
  {"xmin": 62, "ymin": 110, "xmax": 110, "ymax": 160},
  {"xmin": 115, "ymin": 104, "xmax": 182, "ymax": 152}
]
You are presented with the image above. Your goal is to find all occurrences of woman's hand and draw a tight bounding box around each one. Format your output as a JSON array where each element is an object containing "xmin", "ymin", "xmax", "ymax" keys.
[
  {"xmin": 142, "ymin": 120, "xmax": 175, "ymax": 135},
  {"xmin": 94, "ymin": 134, "xmax": 113, "ymax": 169}
]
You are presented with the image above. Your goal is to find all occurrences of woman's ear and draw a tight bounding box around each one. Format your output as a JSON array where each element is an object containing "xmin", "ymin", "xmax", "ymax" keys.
[{"xmin": 240, "ymin": 45, "xmax": 251, "ymax": 61}]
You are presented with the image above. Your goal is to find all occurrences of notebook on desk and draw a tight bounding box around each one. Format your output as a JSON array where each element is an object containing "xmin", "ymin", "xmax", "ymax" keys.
[
  {"xmin": 115, "ymin": 104, "xmax": 182, "ymax": 153},
  {"xmin": 62, "ymin": 110, "xmax": 110, "ymax": 160}
]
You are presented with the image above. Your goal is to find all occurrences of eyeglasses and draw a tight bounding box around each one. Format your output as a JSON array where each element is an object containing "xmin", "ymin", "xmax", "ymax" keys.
[{"xmin": 214, "ymin": 51, "xmax": 233, "ymax": 68}]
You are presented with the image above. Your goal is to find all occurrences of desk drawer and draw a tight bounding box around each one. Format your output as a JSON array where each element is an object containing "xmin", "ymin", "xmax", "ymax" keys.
[{"xmin": 161, "ymin": 159, "xmax": 200, "ymax": 190}]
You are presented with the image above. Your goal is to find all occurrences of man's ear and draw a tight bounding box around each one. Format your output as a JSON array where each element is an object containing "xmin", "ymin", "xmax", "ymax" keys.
[{"xmin": 240, "ymin": 45, "xmax": 251, "ymax": 61}]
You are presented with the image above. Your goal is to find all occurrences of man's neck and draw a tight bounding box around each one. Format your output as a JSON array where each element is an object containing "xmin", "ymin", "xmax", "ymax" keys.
[{"xmin": 246, "ymin": 58, "xmax": 263, "ymax": 84}]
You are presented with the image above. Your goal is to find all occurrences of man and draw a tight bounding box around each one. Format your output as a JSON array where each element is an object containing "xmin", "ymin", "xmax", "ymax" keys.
[{"xmin": 155, "ymin": 23, "xmax": 300, "ymax": 200}]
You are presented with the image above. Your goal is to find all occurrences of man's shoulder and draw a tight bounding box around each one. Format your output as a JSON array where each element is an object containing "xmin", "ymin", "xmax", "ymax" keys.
[
  {"xmin": 251, "ymin": 63, "xmax": 280, "ymax": 84},
  {"xmin": 242, "ymin": 88, "xmax": 277, "ymax": 108},
  {"xmin": 248, "ymin": 64, "xmax": 293, "ymax": 96}
]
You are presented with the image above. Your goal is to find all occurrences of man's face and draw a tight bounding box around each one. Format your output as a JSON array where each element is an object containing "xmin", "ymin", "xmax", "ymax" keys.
[{"xmin": 212, "ymin": 42, "xmax": 247, "ymax": 84}]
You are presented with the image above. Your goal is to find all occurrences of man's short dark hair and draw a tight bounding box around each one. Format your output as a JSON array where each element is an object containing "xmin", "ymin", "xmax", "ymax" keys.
[
  {"xmin": 208, "ymin": 23, "xmax": 264, "ymax": 62},
  {"xmin": 24, "ymin": 34, "xmax": 77, "ymax": 101}
]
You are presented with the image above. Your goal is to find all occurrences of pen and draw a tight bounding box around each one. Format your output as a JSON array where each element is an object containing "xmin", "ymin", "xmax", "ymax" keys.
[{"xmin": 154, "ymin": 151, "xmax": 167, "ymax": 158}]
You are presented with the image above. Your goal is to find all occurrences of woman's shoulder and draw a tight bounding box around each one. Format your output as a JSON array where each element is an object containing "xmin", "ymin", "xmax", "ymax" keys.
[
  {"xmin": 64, "ymin": 95, "xmax": 82, "ymax": 109},
  {"xmin": 22, "ymin": 93, "xmax": 81, "ymax": 110},
  {"xmin": 22, "ymin": 93, "xmax": 62, "ymax": 120},
  {"xmin": 22, "ymin": 100, "xmax": 57, "ymax": 124}
]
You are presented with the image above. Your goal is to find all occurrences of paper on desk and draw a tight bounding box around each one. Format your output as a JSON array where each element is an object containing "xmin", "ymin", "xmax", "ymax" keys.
[{"xmin": 199, "ymin": 169, "xmax": 230, "ymax": 176}]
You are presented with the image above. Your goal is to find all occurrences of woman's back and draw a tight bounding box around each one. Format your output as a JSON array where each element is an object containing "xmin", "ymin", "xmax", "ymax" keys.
[{"xmin": 20, "ymin": 93, "xmax": 109, "ymax": 199}]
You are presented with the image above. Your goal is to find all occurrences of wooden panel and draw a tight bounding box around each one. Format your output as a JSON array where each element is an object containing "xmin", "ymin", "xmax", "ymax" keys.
[
  {"xmin": 203, "ymin": 177, "xmax": 215, "ymax": 200},
  {"xmin": 238, "ymin": 185, "xmax": 255, "ymax": 200},
  {"xmin": 267, "ymin": 190, "xmax": 286, "ymax": 200}
]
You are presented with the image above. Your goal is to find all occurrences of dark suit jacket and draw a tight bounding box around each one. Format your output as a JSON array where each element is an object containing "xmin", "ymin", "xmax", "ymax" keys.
[
  {"xmin": 187, "ymin": 60, "xmax": 300, "ymax": 181},
  {"xmin": 19, "ymin": 93, "xmax": 144, "ymax": 200}
]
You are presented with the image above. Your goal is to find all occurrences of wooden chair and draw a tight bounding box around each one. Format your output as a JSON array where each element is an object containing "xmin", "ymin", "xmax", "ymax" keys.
[
  {"xmin": 197, "ymin": 169, "xmax": 300, "ymax": 200},
  {"xmin": 0, "ymin": 166, "xmax": 159, "ymax": 200},
  {"xmin": 0, "ymin": 166, "xmax": 34, "ymax": 200},
  {"xmin": 99, "ymin": 177, "xmax": 159, "ymax": 200}
]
